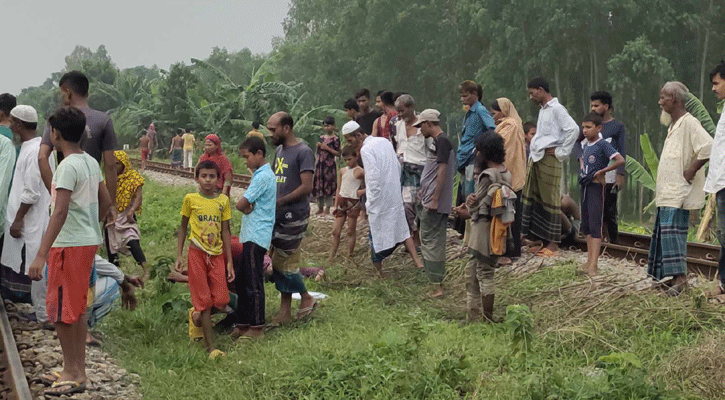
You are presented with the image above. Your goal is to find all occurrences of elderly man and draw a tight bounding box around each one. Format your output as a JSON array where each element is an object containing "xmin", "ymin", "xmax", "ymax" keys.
[
  {"xmin": 705, "ymin": 62, "xmax": 725, "ymax": 296},
  {"xmin": 648, "ymin": 82, "xmax": 712, "ymax": 295},
  {"xmin": 395, "ymin": 94, "xmax": 428, "ymax": 246}
]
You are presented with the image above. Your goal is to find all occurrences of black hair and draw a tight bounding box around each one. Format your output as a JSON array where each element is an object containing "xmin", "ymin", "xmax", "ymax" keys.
[
  {"xmin": 279, "ymin": 113, "xmax": 294, "ymax": 129},
  {"xmin": 355, "ymin": 88, "xmax": 371, "ymax": 99},
  {"xmin": 527, "ymin": 77, "xmax": 550, "ymax": 93},
  {"xmin": 341, "ymin": 145, "xmax": 357, "ymax": 157},
  {"xmin": 475, "ymin": 130, "xmax": 506, "ymax": 167},
  {"xmin": 240, "ymin": 136, "xmax": 266, "ymax": 156},
  {"xmin": 523, "ymin": 121, "xmax": 537, "ymax": 133},
  {"xmin": 376, "ymin": 90, "xmax": 385, "ymax": 97},
  {"xmin": 582, "ymin": 112, "xmax": 603, "ymax": 126},
  {"xmin": 48, "ymin": 106, "xmax": 87, "ymax": 143},
  {"xmin": 590, "ymin": 91, "xmax": 613, "ymax": 109},
  {"xmin": 490, "ymin": 99, "xmax": 501, "ymax": 112},
  {"xmin": 185, "ymin": 127, "xmax": 191, "ymax": 132},
  {"xmin": 459, "ymin": 80, "xmax": 483, "ymax": 100},
  {"xmin": 344, "ymin": 98, "xmax": 359, "ymax": 112},
  {"xmin": 252, "ymin": 121, "xmax": 260, "ymax": 130},
  {"xmin": 177, "ymin": 128, "xmax": 183, "ymax": 135},
  {"xmin": 380, "ymin": 91, "xmax": 395, "ymax": 107},
  {"xmin": 0, "ymin": 93, "xmax": 17, "ymax": 116},
  {"xmin": 195, "ymin": 160, "xmax": 220, "ymax": 178},
  {"xmin": 59, "ymin": 71, "xmax": 90, "ymax": 97},
  {"xmin": 322, "ymin": 116, "xmax": 336, "ymax": 126},
  {"xmin": 710, "ymin": 60, "xmax": 725, "ymax": 82}
]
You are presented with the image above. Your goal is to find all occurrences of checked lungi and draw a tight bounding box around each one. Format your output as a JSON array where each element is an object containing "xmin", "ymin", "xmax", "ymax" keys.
[
  {"xmin": 521, "ymin": 154, "xmax": 562, "ymax": 243},
  {"xmin": 270, "ymin": 207, "xmax": 309, "ymax": 294},
  {"xmin": 647, "ymin": 207, "xmax": 689, "ymax": 279},
  {"xmin": 401, "ymin": 162, "xmax": 423, "ymax": 232}
]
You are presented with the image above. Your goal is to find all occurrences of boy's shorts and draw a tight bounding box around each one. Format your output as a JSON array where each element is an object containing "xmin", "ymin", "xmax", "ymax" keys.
[
  {"xmin": 333, "ymin": 197, "xmax": 361, "ymax": 218},
  {"xmin": 580, "ymin": 183, "xmax": 605, "ymax": 239},
  {"xmin": 141, "ymin": 148, "xmax": 150, "ymax": 160},
  {"xmin": 46, "ymin": 245, "xmax": 98, "ymax": 324},
  {"xmin": 187, "ymin": 246, "xmax": 230, "ymax": 312}
]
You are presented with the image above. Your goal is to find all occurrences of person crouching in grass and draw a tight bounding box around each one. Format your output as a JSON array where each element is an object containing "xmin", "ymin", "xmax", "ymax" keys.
[
  {"xmin": 578, "ymin": 112, "xmax": 625, "ymax": 276},
  {"xmin": 175, "ymin": 160, "xmax": 235, "ymax": 358},
  {"xmin": 29, "ymin": 107, "xmax": 112, "ymax": 397},
  {"xmin": 232, "ymin": 137, "xmax": 277, "ymax": 340}
]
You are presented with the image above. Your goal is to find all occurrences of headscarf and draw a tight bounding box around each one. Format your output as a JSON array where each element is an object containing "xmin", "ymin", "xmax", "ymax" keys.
[
  {"xmin": 494, "ymin": 98, "xmax": 527, "ymax": 191},
  {"xmin": 198, "ymin": 134, "xmax": 233, "ymax": 191},
  {"xmin": 114, "ymin": 150, "xmax": 145, "ymax": 213}
]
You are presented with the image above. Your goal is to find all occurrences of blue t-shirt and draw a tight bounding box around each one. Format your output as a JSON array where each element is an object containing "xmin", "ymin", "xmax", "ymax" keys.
[
  {"xmin": 579, "ymin": 138, "xmax": 619, "ymax": 184},
  {"xmin": 239, "ymin": 163, "xmax": 277, "ymax": 250}
]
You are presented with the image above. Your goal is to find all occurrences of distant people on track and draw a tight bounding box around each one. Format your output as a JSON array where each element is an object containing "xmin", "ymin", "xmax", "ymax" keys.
[
  {"xmin": 371, "ymin": 91, "xmax": 397, "ymax": 141},
  {"xmin": 145, "ymin": 122, "xmax": 157, "ymax": 160},
  {"xmin": 395, "ymin": 94, "xmax": 426, "ymax": 247},
  {"xmin": 705, "ymin": 61, "xmax": 725, "ymax": 296},
  {"xmin": 329, "ymin": 142, "xmax": 364, "ymax": 262},
  {"xmin": 267, "ymin": 111, "xmax": 318, "ymax": 324},
  {"xmin": 138, "ymin": 133, "xmax": 151, "ymax": 170},
  {"xmin": 648, "ymin": 82, "xmax": 712, "ymax": 296},
  {"xmin": 312, "ymin": 116, "xmax": 340, "ymax": 215},
  {"xmin": 198, "ymin": 134, "xmax": 233, "ymax": 197},
  {"xmin": 521, "ymin": 77, "xmax": 579, "ymax": 257},
  {"xmin": 247, "ymin": 121, "xmax": 265, "ymax": 140},
  {"xmin": 182, "ymin": 128, "xmax": 195, "ymax": 170},
  {"xmin": 170, "ymin": 129, "xmax": 184, "ymax": 169},
  {"xmin": 577, "ymin": 113, "xmax": 625, "ymax": 277}
]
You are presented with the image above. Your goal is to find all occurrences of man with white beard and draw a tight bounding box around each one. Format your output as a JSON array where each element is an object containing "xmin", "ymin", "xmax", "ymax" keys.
[{"xmin": 648, "ymin": 82, "xmax": 712, "ymax": 295}]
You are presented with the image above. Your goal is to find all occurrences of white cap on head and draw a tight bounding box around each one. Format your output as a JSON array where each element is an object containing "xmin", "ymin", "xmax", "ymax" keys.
[
  {"xmin": 10, "ymin": 105, "xmax": 38, "ymax": 124},
  {"xmin": 412, "ymin": 109, "xmax": 441, "ymax": 127},
  {"xmin": 341, "ymin": 120, "xmax": 361, "ymax": 136}
]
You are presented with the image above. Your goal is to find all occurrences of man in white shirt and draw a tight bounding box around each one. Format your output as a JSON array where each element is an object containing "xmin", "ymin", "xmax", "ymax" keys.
[
  {"xmin": 344, "ymin": 122, "xmax": 423, "ymax": 275},
  {"xmin": 1, "ymin": 105, "xmax": 52, "ymax": 322},
  {"xmin": 522, "ymin": 77, "xmax": 579, "ymax": 255},
  {"xmin": 705, "ymin": 62, "xmax": 725, "ymax": 295},
  {"xmin": 649, "ymin": 82, "xmax": 712, "ymax": 295}
]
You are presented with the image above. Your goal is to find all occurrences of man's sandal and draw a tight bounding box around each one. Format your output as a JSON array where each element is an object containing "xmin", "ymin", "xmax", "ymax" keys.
[
  {"xmin": 295, "ymin": 301, "xmax": 318, "ymax": 321},
  {"xmin": 536, "ymin": 248, "xmax": 559, "ymax": 257},
  {"xmin": 45, "ymin": 380, "xmax": 86, "ymax": 396},
  {"xmin": 39, "ymin": 371, "xmax": 61, "ymax": 386}
]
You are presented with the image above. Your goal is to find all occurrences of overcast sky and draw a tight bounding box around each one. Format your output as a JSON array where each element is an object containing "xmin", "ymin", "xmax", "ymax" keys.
[{"xmin": 5, "ymin": 0, "xmax": 290, "ymax": 94}]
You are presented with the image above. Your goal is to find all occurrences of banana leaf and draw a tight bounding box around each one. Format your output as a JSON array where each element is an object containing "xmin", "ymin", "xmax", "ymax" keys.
[
  {"xmin": 643, "ymin": 198, "xmax": 657, "ymax": 214},
  {"xmin": 639, "ymin": 134, "xmax": 659, "ymax": 179},
  {"xmin": 685, "ymin": 92, "xmax": 716, "ymax": 136},
  {"xmin": 625, "ymin": 156, "xmax": 656, "ymax": 192}
]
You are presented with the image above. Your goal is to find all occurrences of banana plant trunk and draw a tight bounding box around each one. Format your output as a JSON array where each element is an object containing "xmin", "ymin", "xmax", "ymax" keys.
[{"xmin": 696, "ymin": 193, "xmax": 716, "ymax": 242}]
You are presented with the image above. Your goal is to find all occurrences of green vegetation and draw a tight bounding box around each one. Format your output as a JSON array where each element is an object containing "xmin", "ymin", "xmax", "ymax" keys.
[{"xmin": 99, "ymin": 178, "xmax": 725, "ymax": 399}]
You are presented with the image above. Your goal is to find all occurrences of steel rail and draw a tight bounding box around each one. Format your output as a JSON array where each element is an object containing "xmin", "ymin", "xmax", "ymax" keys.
[{"xmin": 0, "ymin": 294, "xmax": 33, "ymax": 400}]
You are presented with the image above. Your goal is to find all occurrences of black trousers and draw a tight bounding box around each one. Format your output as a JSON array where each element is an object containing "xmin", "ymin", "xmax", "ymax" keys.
[
  {"xmin": 603, "ymin": 183, "xmax": 619, "ymax": 243},
  {"xmin": 505, "ymin": 190, "xmax": 523, "ymax": 258},
  {"xmin": 234, "ymin": 242, "xmax": 267, "ymax": 327},
  {"xmin": 104, "ymin": 227, "xmax": 147, "ymax": 267}
]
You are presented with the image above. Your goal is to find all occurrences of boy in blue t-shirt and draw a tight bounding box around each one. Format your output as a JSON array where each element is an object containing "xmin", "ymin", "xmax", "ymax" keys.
[
  {"xmin": 578, "ymin": 113, "xmax": 625, "ymax": 276},
  {"xmin": 233, "ymin": 137, "xmax": 277, "ymax": 339}
]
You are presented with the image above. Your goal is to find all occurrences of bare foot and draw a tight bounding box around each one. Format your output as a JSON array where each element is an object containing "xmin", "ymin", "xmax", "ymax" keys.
[
  {"xmin": 240, "ymin": 327, "xmax": 265, "ymax": 340},
  {"xmin": 427, "ymin": 285, "xmax": 444, "ymax": 298},
  {"xmin": 230, "ymin": 326, "xmax": 249, "ymax": 338},
  {"xmin": 314, "ymin": 269, "xmax": 325, "ymax": 282}
]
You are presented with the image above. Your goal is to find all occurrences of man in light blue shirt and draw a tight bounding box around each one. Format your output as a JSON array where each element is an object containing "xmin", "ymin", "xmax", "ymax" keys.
[
  {"xmin": 522, "ymin": 77, "xmax": 579, "ymax": 255},
  {"xmin": 233, "ymin": 136, "xmax": 277, "ymax": 339},
  {"xmin": 0, "ymin": 133, "xmax": 17, "ymax": 246}
]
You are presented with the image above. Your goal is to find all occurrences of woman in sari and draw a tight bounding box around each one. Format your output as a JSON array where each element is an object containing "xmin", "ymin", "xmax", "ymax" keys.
[
  {"xmin": 490, "ymin": 98, "xmax": 527, "ymax": 261},
  {"xmin": 198, "ymin": 134, "xmax": 233, "ymax": 197}
]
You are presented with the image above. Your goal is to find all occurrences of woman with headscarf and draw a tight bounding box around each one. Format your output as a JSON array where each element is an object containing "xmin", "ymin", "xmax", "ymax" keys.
[
  {"xmin": 490, "ymin": 98, "xmax": 527, "ymax": 260},
  {"xmin": 198, "ymin": 134, "xmax": 233, "ymax": 197},
  {"xmin": 105, "ymin": 150, "xmax": 149, "ymax": 274}
]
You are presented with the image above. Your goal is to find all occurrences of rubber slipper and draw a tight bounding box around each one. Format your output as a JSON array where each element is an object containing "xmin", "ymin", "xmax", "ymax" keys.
[
  {"xmin": 188, "ymin": 308, "xmax": 203, "ymax": 341},
  {"xmin": 209, "ymin": 349, "xmax": 226, "ymax": 360},
  {"xmin": 536, "ymin": 248, "xmax": 559, "ymax": 257},
  {"xmin": 39, "ymin": 371, "xmax": 61, "ymax": 386},
  {"xmin": 45, "ymin": 380, "xmax": 86, "ymax": 396},
  {"xmin": 294, "ymin": 301, "xmax": 318, "ymax": 320}
]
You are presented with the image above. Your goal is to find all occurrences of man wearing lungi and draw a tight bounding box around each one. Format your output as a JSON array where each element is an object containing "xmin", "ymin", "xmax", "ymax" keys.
[{"xmin": 649, "ymin": 82, "xmax": 712, "ymax": 295}]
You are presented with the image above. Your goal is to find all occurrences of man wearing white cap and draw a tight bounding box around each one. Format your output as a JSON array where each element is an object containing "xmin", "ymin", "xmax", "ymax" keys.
[
  {"xmin": 1, "ymin": 105, "xmax": 54, "ymax": 322},
  {"xmin": 344, "ymin": 120, "xmax": 424, "ymax": 274}
]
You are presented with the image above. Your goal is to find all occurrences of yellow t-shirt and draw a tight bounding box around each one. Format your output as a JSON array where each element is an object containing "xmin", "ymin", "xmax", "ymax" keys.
[
  {"xmin": 180, "ymin": 193, "xmax": 231, "ymax": 255},
  {"xmin": 246, "ymin": 130, "xmax": 265, "ymax": 140},
  {"xmin": 182, "ymin": 133, "xmax": 195, "ymax": 151}
]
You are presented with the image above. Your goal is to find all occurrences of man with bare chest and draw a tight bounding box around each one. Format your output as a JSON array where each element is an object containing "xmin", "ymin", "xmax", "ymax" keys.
[
  {"xmin": 170, "ymin": 129, "xmax": 184, "ymax": 169},
  {"xmin": 139, "ymin": 134, "xmax": 150, "ymax": 170}
]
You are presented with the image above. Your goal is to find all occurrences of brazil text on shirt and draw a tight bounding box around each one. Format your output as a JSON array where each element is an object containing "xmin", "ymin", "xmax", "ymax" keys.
[{"xmin": 197, "ymin": 214, "xmax": 221, "ymax": 222}]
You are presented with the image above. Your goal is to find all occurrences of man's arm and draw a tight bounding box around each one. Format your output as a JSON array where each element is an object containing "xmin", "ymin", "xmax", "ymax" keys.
[
  {"xmin": 38, "ymin": 144, "xmax": 54, "ymax": 193},
  {"xmin": 428, "ymin": 163, "xmax": 448, "ymax": 210},
  {"xmin": 236, "ymin": 196, "xmax": 254, "ymax": 214},
  {"xmin": 28, "ymin": 189, "xmax": 70, "ymax": 281},
  {"xmin": 554, "ymin": 108, "xmax": 580, "ymax": 161},
  {"xmin": 684, "ymin": 122, "xmax": 713, "ymax": 183},
  {"xmin": 174, "ymin": 216, "xmax": 189, "ymax": 272},
  {"xmin": 277, "ymin": 171, "xmax": 313, "ymax": 206},
  {"xmin": 9, "ymin": 204, "xmax": 32, "ymax": 239},
  {"xmin": 102, "ymin": 150, "xmax": 118, "ymax": 224},
  {"xmin": 222, "ymin": 220, "xmax": 234, "ymax": 283}
]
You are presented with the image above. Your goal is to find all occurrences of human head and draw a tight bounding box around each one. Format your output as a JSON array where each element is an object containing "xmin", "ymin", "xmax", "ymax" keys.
[
  {"xmin": 341, "ymin": 120, "xmax": 364, "ymax": 148},
  {"xmin": 375, "ymin": 90, "xmax": 385, "ymax": 111},
  {"xmin": 413, "ymin": 109, "xmax": 441, "ymax": 138},
  {"xmin": 394, "ymin": 94, "xmax": 415, "ymax": 121},
  {"xmin": 379, "ymin": 91, "xmax": 395, "ymax": 110},
  {"xmin": 59, "ymin": 70, "xmax": 90, "ymax": 106},
  {"xmin": 252, "ymin": 121, "xmax": 260, "ymax": 130},
  {"xmin": 355, "ymin": 88, "xmax": 371, "ymax": 113},
  {"xmin": 581, "ymin": 112, "xmax": 603, "ymax": 141},
  {"xmin": 710, "ymin": 61, "xmax": 725, "ymax": 100},
  {"xmin": 590, "ymin": 91, "xmax": 613, "ymax": 117},
  {"xmin": 341, "ymin": 145, "xmax": 358, "ymax": 168},
  {"xmin": 114, "ymin": 150, "xmax": 131, "ymax": 175},
  {"xmin": 204, "ymin": 134, "xmax": 221, "ymax": 155},
  {"xmin": 239, "ymin": 136, "xmax": 267, "ymax": 170},
  {"xmin": 459, "ymin": 80, "xmax": 481, "ymax": 107},
  {"xmin": 322, "ymin": 115, "xmax": 336, "ymax": 133},
  {"xmin": 177, "ymin": 128, "xmax": 183, "ymax": 136},
  {"xmin": 48, "ymin": 106, "xmax": 87, "ymax": 145},
  {"xmin": 9, "ymin": 105, "xmax": 38, "ymax": 135},
  {"xmin": 659, "ymin": 81, "xmax": 688, "ymax": 125},
  {"xmin": 267, "ymin": 111, "xmax": 294, "ymax": 146},
  {"xmin": 475, "ymin": 130, "xmax": 506, "ymax": 169},
  {"xmin": 0, "ymin": 93, "xmax": 17, "ymax": 121},
  {"xmin": 185, "ymin": 127, "xmax": 191, "ymax": 133},
  {"xmin": 490, "ymin": 99, "xmax": 503, "ymax": 123},
  {"xmin": 527, "ymin": 77, "xmax": 550, "ymax": 105},
  {"xmin": 523, "ymin": 122, "xmax": 536, "ymax": 145},
  {"xmin": 344, "ymin": 98, "xmax": 359, "ymax": 119},
  {"xmin": 195, "ymin": 160, "xmax": 220, "ymax": 192}
]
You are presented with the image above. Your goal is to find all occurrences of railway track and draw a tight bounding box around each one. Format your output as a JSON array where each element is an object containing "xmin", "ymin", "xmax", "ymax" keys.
[
  {"xmin": 0, "ymin": 296, "xmax": 33, "ymax": 400},
  {"xmin": 131, "ymin": 159, "xmax": 251, "ymax": 188}
]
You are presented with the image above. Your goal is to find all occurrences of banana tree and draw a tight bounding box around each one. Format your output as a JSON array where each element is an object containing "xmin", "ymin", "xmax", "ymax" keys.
[{"xmin": 625, "ymin": 133, "xmax": 658, "ymax": 214}]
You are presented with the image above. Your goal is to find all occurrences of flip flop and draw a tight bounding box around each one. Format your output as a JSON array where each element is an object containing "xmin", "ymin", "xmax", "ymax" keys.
[
  {"xmin": 188, "ymin": 308, "xmax": 203, "ymax": 341},
  {"xmin": 209, "ymin": 349, "xmax": 226, "ymax": 360},
  {"xmin": 294, "ymin": 301, "xmax": 318, "ymax": 321},
  {"xmin": 39, "ymin": 371, "xmax": 62, "ymax": 386},
  {"xmin": 536, "ymin": 248, "xmax": 559, "ymax": 257},
  {"xmin": 45, "ymin": 380, "xmax": 86, "ymax": 396}
]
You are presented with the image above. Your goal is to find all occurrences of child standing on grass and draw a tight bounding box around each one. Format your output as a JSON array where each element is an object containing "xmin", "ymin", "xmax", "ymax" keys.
[
  {"xmin": 578, "ymin": 112, "xmax": 625, "ymax": 276},
  {"xmin": 232, "ymin": 137, "xmax": 277, "ymax": 340},
  {"xmin": 313, "ymin": 116, "xmax": 340, "ymax": 215},
  {"xmin": 453, "ymin": 132, "xmax": 515, "ymax": 322},
  {"xmin": 175, "ymin": 160, "xmax": 235, "ymax": 358},
  {"xmin": 329, "ymin": 145, "xmax": 364, "ymax": 262},
  {"xmin": 28, "ymin": 107, "xmax": 112, "ymax": 397}
]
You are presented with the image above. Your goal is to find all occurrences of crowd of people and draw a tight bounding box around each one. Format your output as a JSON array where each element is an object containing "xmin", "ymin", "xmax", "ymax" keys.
[{"xmin": 0, "ymin": 62, "xmax": 724, "ymax": 395}]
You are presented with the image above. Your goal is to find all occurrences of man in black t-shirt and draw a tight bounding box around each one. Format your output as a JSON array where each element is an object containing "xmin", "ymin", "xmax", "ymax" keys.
[{"xmin": 354, "ymin": 88, "xmax": 382, "ymax": 135}]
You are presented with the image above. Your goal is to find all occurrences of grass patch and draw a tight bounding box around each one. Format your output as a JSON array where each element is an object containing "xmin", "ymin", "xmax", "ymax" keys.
[{"xmin": 100, "ymin": 178, "xmax": 725, "ymax": 399}]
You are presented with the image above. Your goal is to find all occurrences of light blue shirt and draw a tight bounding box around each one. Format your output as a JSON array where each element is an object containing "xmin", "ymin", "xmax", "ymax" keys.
[
  {"xmin": 0, "ymin": 135, "xmax": 17, "ymax": 238},
  {"xmin": 239, "ymin": 163, "xmax": 277, "ymax": 250}
]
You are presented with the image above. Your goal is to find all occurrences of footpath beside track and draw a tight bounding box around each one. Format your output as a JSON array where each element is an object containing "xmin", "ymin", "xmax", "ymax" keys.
[
  {"xmin": 0, "ymin": 296, "xmax": 33, "ymax": 400},
  {"xmin": 130, "ymin": 159, "xmax": 251, "ymax": 188}
]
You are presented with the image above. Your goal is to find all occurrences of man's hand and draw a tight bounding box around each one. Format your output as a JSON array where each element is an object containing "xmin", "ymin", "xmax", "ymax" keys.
[
  {"xmin": 125, "ymin": 209, "xmax": 135, "ymax": 222},
  {"xmin": 683, "ymin": 167, "xmax": 697, "ymax": 184},
  {"xmin": 593, "ymin": 170, "xmax": 605, "ymax": 185},
  {"xmin": 226, "ymin": 261, "xmax": 235, "ymax": 283},
  {"xmin": 615, "ymin": 174, "xmax": 625, "ymax": 190},
  {"xmin": 126, "ymin": 275, "xmax": 144, "ymax": 288},
  {"xmin": 465, "ymin": 193, "xmax": 477, "ymax": 208},
  {"xmin": 545, "ymin": 147, "xmax": 556, "ymax": 155},
  {"xmin": 121, "ymin": 287, "xmax": 138, "ymax": 311},
  {"xmin": 174, "ymin": 258, "xmax": 183, "ymax": 272},
  {"xmin": 453, "ymin": 204, "xmax": 470, "ymax": 220},
  {"xmin": 28, "ymin": 257, "xmax": 46, "ymax": 281},
  {"xmin": 105, "ymin": 207, "xmax": 118, "ymax": 227},
  {"xmin": 427, "ymin": 198, "xmax": 439, "ymax": 211},
  {"xmin": 9, "ymin": 219, "xmax": 23, "ymax": 239}
]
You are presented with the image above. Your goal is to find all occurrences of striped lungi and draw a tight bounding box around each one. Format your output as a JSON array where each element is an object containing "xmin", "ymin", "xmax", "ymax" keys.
[
  {"xmin": 521, "ymin": 154, "xmax": 562, "ymax": 243},
  {"xmin": 647, "ymin": 207, "xmax": 689, "ymax": 279},
  {"xmin": 270, "ymin": 206, "xmax": 309, "ymax": 293}
]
